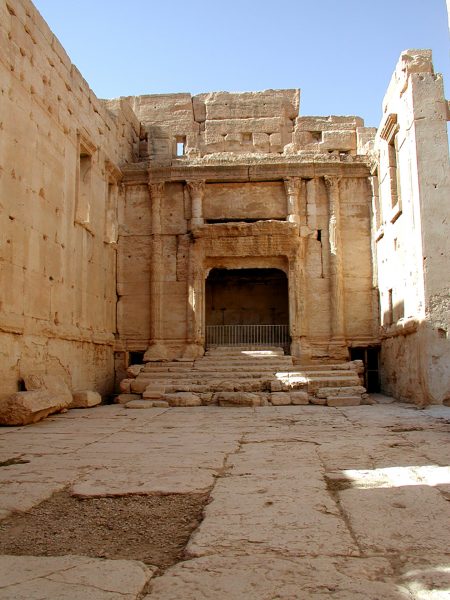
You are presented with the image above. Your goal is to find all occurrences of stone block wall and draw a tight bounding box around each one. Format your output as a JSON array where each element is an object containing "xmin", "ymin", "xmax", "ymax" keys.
[
  {"xmin": 0, "ymin": 0, "xmax": 139, "ymax": 400},
  {"xmin": 373, "ymin": 50, "xmax": 450, "ymax": 404},
  {"xmin": 128, "ymin": 90, "xmax": 374, "ymax": 160}
]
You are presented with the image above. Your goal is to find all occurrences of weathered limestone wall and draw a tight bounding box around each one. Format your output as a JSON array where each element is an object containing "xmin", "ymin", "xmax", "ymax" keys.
[
  {"xmin": 117, "ymin": 172, "xmax": 376, "ymax": 361},
  {"xmin": 374, "ymin": 50, "xmax": 450, "ymax": 404},
  {"xmin": 0, "ymin": 0, "xmax": 139, "ymax": 400},
  {"xmin": 128, "ymin": 91, "xmax": 374, "ymax": 160}
]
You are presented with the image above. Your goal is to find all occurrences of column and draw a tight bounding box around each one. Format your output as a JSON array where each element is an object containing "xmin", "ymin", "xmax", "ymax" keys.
[
  {"xmin": 187, "ymin": 180, "xmax": 205, "ymax": 228},
  {"xmin": 183, "ymin": 240, "xmax": 205, "ymax": 359},
  {"xmin": 288, "ymin": 238, "xmax": 310, "ymax": 359},
  {"xmin": 324, "ymin": 176, "xmax": 346, "ymax": 350},
  {"xmin": 284, "ymin": 177, "xmax": 306, "ymax": 225},
  {"xmin": 144, "ymin": 182, "xmax": 168, "ymax": 361}
]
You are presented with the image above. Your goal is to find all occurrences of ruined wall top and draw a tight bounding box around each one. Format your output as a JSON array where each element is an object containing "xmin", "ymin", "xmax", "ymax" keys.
[{"xmin": 125, "ymin": 89, "xmax": 374, "ymax": 163}]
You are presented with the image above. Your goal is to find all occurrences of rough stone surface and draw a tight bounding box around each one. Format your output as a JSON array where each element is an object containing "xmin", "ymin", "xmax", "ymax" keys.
[
  {"xmin": 327, "ymin": 396, "xmax": 361, "ymax": 407},
  {"xmin": 126, "ymin": 400, "xmax": 169, "ymax": 409},
  {"xmin": 216, "ymin": 392, "xmax": 262, "ymax": 407},
  {"xmin": 0, "ymin": 391, "xmax": 67, "ymax": 426},
  {"xmin": 164, "ymin": 393, "xmax": 202, "ymax": 407},
  {"xmin": 0, "ymin": 401, "xmax": 448, "ymax": 597},
  {"xmin": 290, "ymin": 391, "xmax": 310, "ymax": 404},
  {"xmin": 0, "ymin": 555, "xmax": 154, "ymax": 600},
  {"xmin": 70, "ymin": 391, "xmax": 102, "ymax": 409},
  {"xmin": 269, "ymin": 392, "xmax": 292, "ymax": 406},
  {"xmin": 114, "ymin": 394, "xmax": 142, "ymax": 404}
]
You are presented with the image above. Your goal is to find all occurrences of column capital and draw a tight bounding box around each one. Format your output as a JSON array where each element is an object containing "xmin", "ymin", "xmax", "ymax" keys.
[
  {"xmin": 149, "ymin": 181, "xmax": 165, "ymax": 198},
  {"xmin": 186, "ymin": 180, "xmax": 205, "ymax": 227},
  {"xmin": 323, "ymin": 175, "xmax": 341, "ymax": 192},
  {"xmin": 284, "ymin": 176, "xmax": 303, "ymax": 197},
  {"xmin": 186, "ymin": 180, "xmax": 206, "ymax": 198}
]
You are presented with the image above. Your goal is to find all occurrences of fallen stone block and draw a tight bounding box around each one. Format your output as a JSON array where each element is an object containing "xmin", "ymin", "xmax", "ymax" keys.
[
  {"xmin": 270, "ymin": 380, "xmax": 283, "ymax": 392},
  {"xmin": 114, "ymin": 393, "xmax": 142, "ymax": 404},
  {"xmin": 316, "ymin": 386, "xmax": 366, "ymax": 399},
  {"xmin": 69, "ymin": 391, "xmax": 102, "ymax": 408},
  {"xmin": 200, "ymin": 392, "xmax": 215, "ymax": 405},
  {"xmin": 216, "ymin": 392, "xmax": 262, "ymax": 407},
  {"xmin": 270, "ymin": 392, "xmax": 292, "ymax": 406},
  {"xmin": 290, "ymin": 391, "xmax": 309, "ymax": 405},
  {"xmin": 309, "ymin": 396, "xmax": 327, "ymax": 405},
  {"xmin": 327, "ymin": 396, "xmax": 361, "ymax": 407},
  {"xmin": 24, "ymin": 374, "xmax": 72, "ymax": 406},
  {"xmin": 126, "ymin": 364, "xmax": 144, "ymax": 378},
  {"xmin": 142, "ymin": 386, "xmax": 166, "ymax": 399},
  {"xmin": 119, "ymin": 379, "xmax": 132, "ymax": 393},
  {"xmin": 361, "ymin": 394, "xmax": 377, "ymax": 405},
  {"xmin": 125, "ymin": 399, "xmax": 169, "ymax": 409},
  {"xmin": 165, "ymin": 392, "xmax": 202, "ymax": 407},
  {"xmin": 0, "ymin": 390, "xmax": 69, "ymax": 425},
  {"xmin": 211, "ymin": 381, "xmax": 236, "ymax": 392},
  {"xmin": 130, "ymin": 379, "xmax": 150, "ymax": 394}
]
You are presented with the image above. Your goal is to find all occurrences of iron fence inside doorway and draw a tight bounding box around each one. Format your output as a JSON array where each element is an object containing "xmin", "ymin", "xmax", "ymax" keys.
[{"xmin": 205, "ymin": 324, "xmax": 290, "ymax": 352}]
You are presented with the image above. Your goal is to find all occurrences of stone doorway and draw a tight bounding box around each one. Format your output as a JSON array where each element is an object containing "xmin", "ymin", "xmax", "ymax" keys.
[{"xmin": 205, "ymin": 268, "xmax": 289, "ymax": 350}]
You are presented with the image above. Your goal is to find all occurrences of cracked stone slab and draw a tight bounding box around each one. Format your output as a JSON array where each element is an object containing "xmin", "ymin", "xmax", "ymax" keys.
[
  {"xmin": 143, "ymin": 554, "xmax": 407, "ymax": 599},
  {"xmin": 71, "ymin": 466, "xmax": 216, "ymax": 496},
  {"xmin": 339, "ymin": 485, "xmax": 450, "ymax": 554},
  {"xmin": 187, "ymin": 472, "xmax": 357, "ymax": 558},
  {"xmin": 0, "ymin": 555, "xmax": 155, "ymax": 599}
]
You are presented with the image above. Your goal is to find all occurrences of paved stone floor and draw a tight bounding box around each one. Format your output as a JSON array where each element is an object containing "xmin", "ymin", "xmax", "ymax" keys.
[{"xmin": 0, "ymin": 397, "xmax": 449, "ymax": 599}]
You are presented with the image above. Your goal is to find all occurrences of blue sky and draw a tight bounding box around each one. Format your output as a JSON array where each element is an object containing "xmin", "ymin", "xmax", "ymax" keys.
[{"xmin": 33, "ymin": 0, "xmax": 449, "ymax": 127}]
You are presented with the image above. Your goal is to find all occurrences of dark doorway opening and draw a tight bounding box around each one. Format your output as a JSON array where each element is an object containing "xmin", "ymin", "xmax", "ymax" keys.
[
  {"xmin": 350, "ymin": 347, "xmax": 380, "ymax": 392},
  {"xmin": 206, "ymin": 268, "xmax": 288, "ymax": 326},
  {"xmin": 205, "ymin": 268, "xmax": 289, "ymax": 351}
]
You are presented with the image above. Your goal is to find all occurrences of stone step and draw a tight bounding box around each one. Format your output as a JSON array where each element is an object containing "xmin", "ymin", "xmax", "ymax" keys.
[
  {"xmin": 316, "ymin": 386, "xmax": 366, "ymax": 398},
  {"xmin": 326, "ymin": 396, "xmax": 361, "ymax": 407},
  {"xmin": 205, "ymin": 347, "xmax": 285, "ymax": 356}
]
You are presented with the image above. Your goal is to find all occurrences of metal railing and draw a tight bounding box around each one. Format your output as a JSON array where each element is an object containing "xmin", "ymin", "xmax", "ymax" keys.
[{"xmin": 205, "ymin": 324, "xmax": 290, "ymax": 352}]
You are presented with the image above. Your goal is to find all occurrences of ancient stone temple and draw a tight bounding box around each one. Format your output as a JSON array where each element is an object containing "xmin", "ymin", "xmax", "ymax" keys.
[{"xmin": 0, "ymin": 0, "xmax": 449, "ymax": 417}]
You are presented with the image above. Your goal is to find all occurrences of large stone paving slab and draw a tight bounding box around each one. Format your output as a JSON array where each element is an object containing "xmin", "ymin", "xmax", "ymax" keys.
[
  {"xmin": 0, "ymin": 555, "xmax": 154, "ymax": 600},
  {"xmin": 144, "ymin": 555, "xmax": 407, "ymax": 599},
  {"xmin": 0, "ymin": 400, "xmax": 449, "ymax": 598}
]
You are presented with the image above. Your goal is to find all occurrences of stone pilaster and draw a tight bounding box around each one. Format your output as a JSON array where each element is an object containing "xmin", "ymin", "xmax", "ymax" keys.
[
  {"xmin": 144, "ymin": 182, "xmax": 168, "ymax": 361},
  {"xmin": 183, "ymin": 241, "xmax": 205, "ymax": 359},
  {"xmin": 324, "ymin": 176, "xmax": 346, "ymax": 353},
  {"xmin": 187, "ymin": 180, "xmax": 205, "ymax": 228},
  {"xmin": 288, "ymin": 239, "xmax": 310, "ymax": 359},
  {"xmin": 149, "ymin": 182, "xmax": 164, "ymax": 234},
  {"xmin": 284, "ymin": 177, "xmax": 306, "ymax": 225}
]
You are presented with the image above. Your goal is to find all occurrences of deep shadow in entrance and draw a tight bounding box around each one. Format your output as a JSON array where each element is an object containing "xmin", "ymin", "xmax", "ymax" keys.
[{"xmin": 206, "ymin": 268, "xmax": 288, "ymax": 326}]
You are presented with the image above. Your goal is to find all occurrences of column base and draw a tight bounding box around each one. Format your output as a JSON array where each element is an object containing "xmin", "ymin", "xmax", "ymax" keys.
[
  {"xmin": 290, "ymin": 338, "xmax": 312, "ymax": 360},
  {"xmin": 182, "ymin": 343, "xmax": 205, "ymax": 359},
  {"xmin": 328, "ymin": 338, "xmax": 349, "ymax": 361},
  {"xmin": 143, "ymin": 342, "xmax": 170, "ymax": 362}
]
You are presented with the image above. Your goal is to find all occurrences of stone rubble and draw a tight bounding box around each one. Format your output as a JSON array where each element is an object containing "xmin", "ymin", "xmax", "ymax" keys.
[{"xmin": 120, "ymin": 347, "xmax": 367, "ymax": 409}]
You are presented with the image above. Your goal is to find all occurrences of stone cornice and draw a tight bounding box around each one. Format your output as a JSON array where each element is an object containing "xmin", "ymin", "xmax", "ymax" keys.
[{"xmin": 121, "ymin": 155, "xmax": 371, "ymax": 185}]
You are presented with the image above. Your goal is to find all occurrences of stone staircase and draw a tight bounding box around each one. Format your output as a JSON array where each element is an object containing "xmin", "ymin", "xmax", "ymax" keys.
[{"xmin": 117, "ymin": 346, "xmax": 368, "ymax": 408}]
